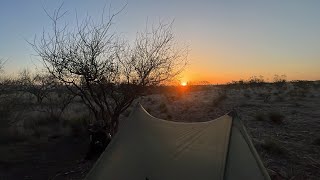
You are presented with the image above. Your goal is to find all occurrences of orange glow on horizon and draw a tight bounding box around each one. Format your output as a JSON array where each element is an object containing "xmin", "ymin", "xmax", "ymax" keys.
[
  {"xmin": 179, "ymin": 54, "xmax": 320, "ymax": 85},
  {"xmin": 181, "ymin": 82, "xmax": 188, "ymax": 86}
]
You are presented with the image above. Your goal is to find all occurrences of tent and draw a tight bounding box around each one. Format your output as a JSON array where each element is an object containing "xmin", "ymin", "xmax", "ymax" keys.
[{"xmin": 86, "ymin": 104, "xmax": 270, "ymax": 180}]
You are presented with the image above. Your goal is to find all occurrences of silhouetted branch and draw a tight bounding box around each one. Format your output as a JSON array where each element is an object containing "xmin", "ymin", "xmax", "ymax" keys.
[{"xmin": 30, "ymin": 5, "xmax": 188, "ymax": 136}]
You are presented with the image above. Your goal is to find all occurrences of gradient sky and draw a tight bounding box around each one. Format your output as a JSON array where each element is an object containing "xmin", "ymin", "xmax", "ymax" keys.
[{"xmin": 1, "ymin": 0, "xmax": 320, "ymax": 83}]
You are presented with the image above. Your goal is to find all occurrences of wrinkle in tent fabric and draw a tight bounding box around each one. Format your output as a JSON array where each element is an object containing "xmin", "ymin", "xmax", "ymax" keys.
[{"xmin": 86, "ymin": 104, "xmax": 270, "ymax": 180}]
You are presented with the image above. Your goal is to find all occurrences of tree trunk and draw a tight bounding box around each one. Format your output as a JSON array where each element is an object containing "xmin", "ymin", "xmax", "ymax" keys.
[
  {"xmin": 110, "ymin": 114, "xmax": 120, "ymax": 136},
  {"xmin": 37, "ymin": 95, "xmax": 43, "ymax": 103},
  {"xmin": 85, "ymin": 122, "xmax": 111, "ymax": 160}
]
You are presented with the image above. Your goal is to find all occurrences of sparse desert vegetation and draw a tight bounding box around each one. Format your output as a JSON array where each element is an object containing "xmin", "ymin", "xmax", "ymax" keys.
[
  {"xmin": 0, "ymin": 74, "xmax": 320, "ymax": 179},
  {"xmin": 1, "ymin": 1, "xmax": 320, "ymax": 179}
]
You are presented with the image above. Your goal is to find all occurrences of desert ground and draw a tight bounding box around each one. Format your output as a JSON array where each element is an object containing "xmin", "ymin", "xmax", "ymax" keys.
[{"xmin": 0, "ymin": 81, "xmax": 319, "ymax": 179}]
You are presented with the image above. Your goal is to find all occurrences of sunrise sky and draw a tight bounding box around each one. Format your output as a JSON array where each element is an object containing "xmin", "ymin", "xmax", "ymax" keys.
[{"xmin": 1, "ymin": 0, "xmax": 320, "ymax": 84}]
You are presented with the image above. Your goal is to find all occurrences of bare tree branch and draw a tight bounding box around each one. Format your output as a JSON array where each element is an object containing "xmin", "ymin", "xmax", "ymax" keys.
[{"xmin": 30, "ymin": 5, "xmax": 188, "ymax": 136}]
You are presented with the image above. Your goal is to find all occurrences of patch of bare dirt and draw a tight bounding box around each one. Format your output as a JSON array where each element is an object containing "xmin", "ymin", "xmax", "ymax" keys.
[{"xmin": 0, "ymin": 136, "xmax": 93, "ymax": 180}]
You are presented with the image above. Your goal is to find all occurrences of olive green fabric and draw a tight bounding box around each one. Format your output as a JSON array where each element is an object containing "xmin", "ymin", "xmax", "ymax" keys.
[{"xmin": 86, "ymin": 104, "xmax": 270, "ymax": 180}]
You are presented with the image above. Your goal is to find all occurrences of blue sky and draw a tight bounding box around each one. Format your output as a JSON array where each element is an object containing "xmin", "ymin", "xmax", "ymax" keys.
[{"xmin": 1, "ymin": 0, "xmax": 320, "ymax": 82}]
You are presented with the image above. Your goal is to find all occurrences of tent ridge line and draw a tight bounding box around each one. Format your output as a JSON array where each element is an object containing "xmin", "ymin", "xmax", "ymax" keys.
[
  {"xmin": 231, "ymin": 112, "xmax": 271, "ymax": 180},
  {"xmin": 222, "ymin": 115, "xmax": 233, "ymax": 180},
  {"xmin": 138, "ymin": 103, "xmax": 232, "ymax": 125}
]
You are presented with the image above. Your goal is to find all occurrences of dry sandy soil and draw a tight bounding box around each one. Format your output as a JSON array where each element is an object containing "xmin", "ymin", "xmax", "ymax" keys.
[{"xmin": 0, "ymin": 82, "xmax": 319, "ymax": 179}]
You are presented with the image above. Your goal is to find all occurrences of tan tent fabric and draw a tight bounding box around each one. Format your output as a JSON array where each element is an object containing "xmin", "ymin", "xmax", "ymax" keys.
[{"xmin": 86, "ymin": 104, "xmax": 270, "ymax": 180}]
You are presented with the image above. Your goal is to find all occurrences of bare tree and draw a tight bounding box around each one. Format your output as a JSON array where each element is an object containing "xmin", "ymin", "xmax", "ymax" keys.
[
  {"xmin": 41, "ymin": 85, "xmax": 76, "ymax": 122},
  {"xmin": 30, "ymin": 6, "xmax": 187, "ymax": 136},
  {"xmin": 0, "ymin": 58, "xmax": 10, "ymax": 95},
  {"xmin": 18, "ymin": 69, "xmax": 57, "ymax": 103},
  {"xmin": 0, "ymin": 58, "xmax": 6, "ymax": 99},
  {"xmin": 0, "ymin": 58, "xmax": 5, "ymax": 73},
  {"xmin": 17, "ymin": 69, "xmax": 75, "ymax": 122},
  {"xmin": 0, "ymin": 59, "xmax": 21, "ymax": 123},
  {"xmin": 0, "ymin": 58, "xmax": 4, "ymax": 91},
  {"xmin": 273, "ymin": 74, "xmax": 287, "ymax": 88}
]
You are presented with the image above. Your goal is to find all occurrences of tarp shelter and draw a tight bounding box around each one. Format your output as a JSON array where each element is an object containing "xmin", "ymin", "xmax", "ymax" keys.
[{"xmin": 86, "ymin": 104, "xmax": 270, "ymax": 180}]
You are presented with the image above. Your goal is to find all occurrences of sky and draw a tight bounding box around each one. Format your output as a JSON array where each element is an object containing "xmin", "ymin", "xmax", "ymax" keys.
[{"xmin": 0, "ymin": 0, "xmax": 320, "ymax": 84}]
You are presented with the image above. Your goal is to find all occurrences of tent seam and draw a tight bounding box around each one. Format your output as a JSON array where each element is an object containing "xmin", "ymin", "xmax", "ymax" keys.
[
  {"xmin": 221, "ymin": 116, "xmax": 233, "ymax": 180},
  {"xmin": 235, "ymin": 116, "xmax": 271, "ymax": 180}
]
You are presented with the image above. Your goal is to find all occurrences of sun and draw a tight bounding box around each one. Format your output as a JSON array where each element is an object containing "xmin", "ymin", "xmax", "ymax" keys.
[{"xmin": 181, "ymin": 82, "xmax": 188, "ymax": 86}]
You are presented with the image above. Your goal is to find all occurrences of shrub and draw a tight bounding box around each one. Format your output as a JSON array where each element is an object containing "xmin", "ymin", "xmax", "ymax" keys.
[
  {"xmin": 243, "ymin": 92, "xmax": 251, "ymax": 98},
  {"xmin": 23, "ymin": 113, "xmax": 53, "ymax": 130},
  {"xmin": 212, "ymin": 91, "xmax": 227, "ymax": 106},
  {"xmin": 294, "ymin": 102, "xmax": 301, "ymax": 107},
  {"xmin": 313, "ymin": 137, "xmax": 320, "ymax": 146},
  {"xmin": 276, "ymin": 95, "xmax": 285, "ymax": 102},
  {"xmin": 255, "ymin": 112, "xmax": 265, "ymax": 121},
  {"xmin": 247, "ymin": 75, "xmax": 265, "ymax": 87},
  {"xmin": 146, "ymin": 108, "xmax": 152, "ymax": 113},
  {"xmin": 68, "ymin": 116, "xmax": 89, "ymax": 137},
  {"xmin": 159, "ymin": 102, "xmax": 168, "ymax": 113},
  {"xmin": 273, "ymin": 74, "xmax": 287, "ymax": 87},
  {"xmin": 291, "ymin": 110, "xmax": 298, "ymax": 114},
  {"xmin": 0, "ymin": 128, "xmax": 27, "ymax": 144},
  {"xmin": 32, "ymin": 126, "xmax": 46, "ymax": 138},
  {"xmin": 261, "ymin": 138, "xmax": 288, "ymax": 156},
  {"xmin": 268, "ymin": 111, "xmax": 285, "ymax": 124},
  {"xmin": 164, "ymin": 94, "xmax": 178, "ymax": 103}
]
